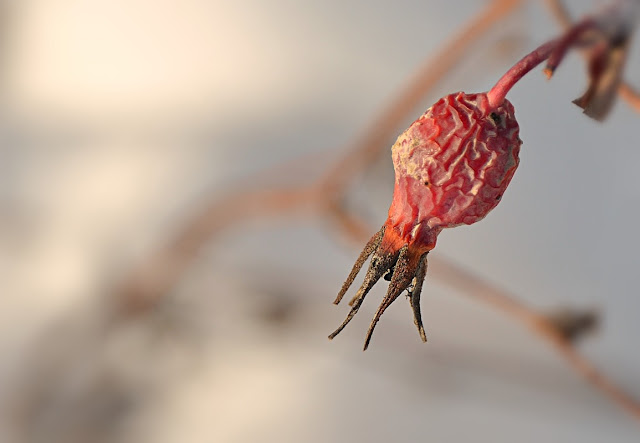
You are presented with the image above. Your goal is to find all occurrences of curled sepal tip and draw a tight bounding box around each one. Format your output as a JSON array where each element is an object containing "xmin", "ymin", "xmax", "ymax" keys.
[{"xmin": 329, "ymin": 225, "xmax": 431, "ymax": 350}]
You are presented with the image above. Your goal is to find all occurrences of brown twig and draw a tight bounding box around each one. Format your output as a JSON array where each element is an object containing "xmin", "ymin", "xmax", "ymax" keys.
[
  {"xmin": 619, "ymin": 81, "xmax": 640, "ymax": 109},
  {"xmin": 114, "ymin": 186, "xmax": 317, "ymax": 315},
  {"xmin": 429, "ymin": 257, "xmax": 640, "ymax": 421},
  {"xmin": 544, "ymin": 0, "xmax": 640, "ymax": 113}
]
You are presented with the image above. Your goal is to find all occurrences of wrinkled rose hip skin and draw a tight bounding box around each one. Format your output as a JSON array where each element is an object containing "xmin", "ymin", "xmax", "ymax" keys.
[{"xmin": 330, "ymin": 92, "xmax": 521, "ymax": 350}]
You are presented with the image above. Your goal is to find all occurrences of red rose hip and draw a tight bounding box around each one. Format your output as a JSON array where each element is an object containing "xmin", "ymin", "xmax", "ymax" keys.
[
  {"xmin": 330, "ymin": 13, "xmax": 616, "ymax": 350},
  {"xmin": 329, "ymin": 92, "xmax": 521, "ymax": 350}
]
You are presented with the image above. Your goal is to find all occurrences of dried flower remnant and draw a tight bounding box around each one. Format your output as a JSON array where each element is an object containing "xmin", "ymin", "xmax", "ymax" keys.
[{"xmin": 544, "ymin": 0, "xmax": 639, "ymax": 120}]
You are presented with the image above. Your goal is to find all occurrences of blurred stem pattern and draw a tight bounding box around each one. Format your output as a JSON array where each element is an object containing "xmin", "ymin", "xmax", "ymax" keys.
[{"xmin": 114, "ymin": 0, "xmax": 640, "ymax": 421}]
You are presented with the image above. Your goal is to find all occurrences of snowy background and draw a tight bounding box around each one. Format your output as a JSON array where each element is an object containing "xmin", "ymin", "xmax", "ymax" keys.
[{"xmin": 1, "ymin": 1, "xmax": 639, "ymax": 442}]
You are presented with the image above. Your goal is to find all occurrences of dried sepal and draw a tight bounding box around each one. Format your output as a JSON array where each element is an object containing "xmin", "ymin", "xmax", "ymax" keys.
[
  {"xmin": 328, "ymin": 232, "xmax": 399, "ymax": 341},
  {"xmin": 333, "ymin": 227, "xmax": 384, "ymax": 305},
  {"xmin": 543, "ymin": 3, "xmax": 637, "ymax": 121},
  {"xmin": 573, "ymin": 36, "xmax": 630, "ymax": 121},
  {"xmin": 409, "ymin": 253, "xmax": 429, "ymax": 343}
]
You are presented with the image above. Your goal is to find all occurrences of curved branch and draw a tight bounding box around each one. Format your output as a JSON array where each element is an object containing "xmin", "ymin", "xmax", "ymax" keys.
[{"xmin": 618, "ymin": 81, "xmax": 640, "ymax": 110}]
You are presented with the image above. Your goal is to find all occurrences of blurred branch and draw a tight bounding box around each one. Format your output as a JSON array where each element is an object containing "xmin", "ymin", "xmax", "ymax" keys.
[
  {"xmin": 543, "ymin": 0, "xmax": 573, "ymax": 27},
  {"xmin": 429, "ymin": 257, "xmax": 640, "ymax": 421},
  {"xmin": 114, "ymin": 186, "xmax": 317, "ymax": 316},
  {"xmin": 618, "ymin": 81, "xmax": 640, "ymax": 110}
]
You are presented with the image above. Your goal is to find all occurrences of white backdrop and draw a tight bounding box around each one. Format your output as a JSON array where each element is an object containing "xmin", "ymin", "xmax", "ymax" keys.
[{"xmin": 1, "ymin": 1, "xmax": 639, "ymax": 442}]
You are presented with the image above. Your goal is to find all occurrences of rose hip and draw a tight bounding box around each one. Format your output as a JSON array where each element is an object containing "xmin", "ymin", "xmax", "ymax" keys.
[
  {"xmin": 330, "ymin": 7, "xmax": 626, "ymax": 349},
  {"xmin": 329, "ymin": 92, "xmax": 521, "ymax": 350}
]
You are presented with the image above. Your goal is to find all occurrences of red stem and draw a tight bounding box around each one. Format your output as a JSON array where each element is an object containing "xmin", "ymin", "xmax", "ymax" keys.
[
  {"xmin": 487, "ymin": 39, "xmax": 558, "ymax": 110},
  {"xmin": 544, "ymin": 18, "xmax": 597, "ymax": 77}
]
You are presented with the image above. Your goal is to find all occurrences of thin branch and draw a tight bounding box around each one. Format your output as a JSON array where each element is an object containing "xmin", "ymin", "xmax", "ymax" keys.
[
  {"xmin": 543, "ymin": 0, "xmax": 573, "ymax": 28},
  {"xmin": 429, "ymin": 257, "xmax": 640, "ymax": 421},
  {"xmin": 114, "ymin": 186, "xmax": 317, "ymax": 316},
  {"xmin": 618, "ymin": 81, "xmax": 640, "ymax": 110}
]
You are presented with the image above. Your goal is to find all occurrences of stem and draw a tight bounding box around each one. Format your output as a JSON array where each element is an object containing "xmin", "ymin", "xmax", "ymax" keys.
[{"xmin": 487, "ymin": 39, "xmax": 558, "ymax": 110}]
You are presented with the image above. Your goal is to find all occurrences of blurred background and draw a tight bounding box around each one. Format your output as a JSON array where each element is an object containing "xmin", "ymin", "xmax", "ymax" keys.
[{"xmin": 1, "ymin": 1, "xmax": 639, "ymax": 442}]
